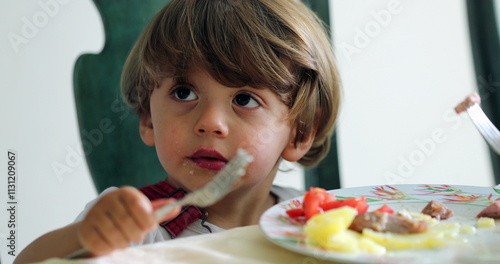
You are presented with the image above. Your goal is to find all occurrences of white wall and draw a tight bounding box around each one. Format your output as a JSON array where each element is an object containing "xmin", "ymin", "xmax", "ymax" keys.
[
  {"xmin": 0, "ymin": 0, "xmax": 496, "ymax": 263},
  {"xmin": 0, "ymin": 1, "xmax": 102, "ymax": 263},
  {"xmin": 331, "ymin": 0, "xmax": 494, "ymax": 187}
]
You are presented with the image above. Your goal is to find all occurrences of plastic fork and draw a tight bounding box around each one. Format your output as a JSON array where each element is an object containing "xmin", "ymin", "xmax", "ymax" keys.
[
  {"xmin": 467, "ymin": 103, "xmax": 500, "ymax": 155},
  {"xmin": 66, "ymin": 149, "xmax": 253, "ymax": 259}
]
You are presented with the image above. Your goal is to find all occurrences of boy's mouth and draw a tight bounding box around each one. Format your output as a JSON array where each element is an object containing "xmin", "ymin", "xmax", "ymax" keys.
[{"xmin": 188, "ymin": 149, "xmax": 228, "ymax": 170}]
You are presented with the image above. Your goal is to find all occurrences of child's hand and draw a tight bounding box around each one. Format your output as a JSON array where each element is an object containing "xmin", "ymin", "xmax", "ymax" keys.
[
  {"xmin": 455, "ymin": 92, "xmax": 481, "ymax": 113},
  {"xmin": 77, "ymin": 186, "xmax": 180, "ymax": 256}
]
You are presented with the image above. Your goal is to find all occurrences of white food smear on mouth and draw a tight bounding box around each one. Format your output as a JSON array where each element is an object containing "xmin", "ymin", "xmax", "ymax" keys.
[{"xmin": 189, "ymin": 170, "xmax": 194, "ymax": 175}]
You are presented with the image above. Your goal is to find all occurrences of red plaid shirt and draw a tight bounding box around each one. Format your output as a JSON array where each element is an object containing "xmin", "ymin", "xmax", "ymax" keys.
[{"xmin": 139, "ymin": 181, "xmax": 203, "ymax": 238}]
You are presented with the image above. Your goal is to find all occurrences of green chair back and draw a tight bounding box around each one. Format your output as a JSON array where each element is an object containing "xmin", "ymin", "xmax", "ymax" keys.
[
  {"xmin": 466, "ymin": 0, "xmax": 500, "ymax": 183},
  {"xmin": 73, "ymin": 0, "xmax": 170, "ymax": 192}
]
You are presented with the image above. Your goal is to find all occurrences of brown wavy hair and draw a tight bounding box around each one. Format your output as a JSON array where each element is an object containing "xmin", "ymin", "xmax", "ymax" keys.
[{"xmin": 121, "ymin": 0, "xmax": 341, "ymax": 167}]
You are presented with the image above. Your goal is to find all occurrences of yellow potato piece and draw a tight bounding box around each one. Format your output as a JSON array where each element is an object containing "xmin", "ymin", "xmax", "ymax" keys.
[
  {"xmin": 459, "ymin": 225, "xmax": 476, "ymax": 235},
  {"xmin": 304, "ymin": 207, "xmax": 386, "ymax": 255},
  {"xmin": 304, "ymin": 206, "xmax": 358, "ymax": 245},
  {"xmin": 429, "ymin": 222, "xmax": 461, "ymax": 238},
  {"xmin": 318, "ymin": 230, "xmax": 361, "ymax": 252},
  {"xmin": 477, "ymin": 217, "xmax": 495, "ymax": 228},
  {"xmin": 362, "ymin": 228, "xmax": 446, "ymax": 250},
  {"xmin": 306, "ymin": 228, "xmax": 386, "ymax": 255},
  {"xmin": 358, "ymin": 236, "xmax": 386, "ymax": 255}
]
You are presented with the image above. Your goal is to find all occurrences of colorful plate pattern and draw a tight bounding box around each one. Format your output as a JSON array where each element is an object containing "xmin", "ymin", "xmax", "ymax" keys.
[{"xmin": 259, "ymin": 184, "xmax": 500, "ymax": 263}]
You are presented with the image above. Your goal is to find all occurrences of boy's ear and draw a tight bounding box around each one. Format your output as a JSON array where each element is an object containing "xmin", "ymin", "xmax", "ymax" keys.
[
  {"xmin": 139, "ymin": 115, "xmax": 155, "ymax": 146},
  {"xmin": 281, "ymin": 130, "xmax": 315, "ymax": 162}
]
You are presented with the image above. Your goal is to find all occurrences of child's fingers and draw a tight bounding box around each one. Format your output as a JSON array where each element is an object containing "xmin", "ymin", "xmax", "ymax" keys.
[
  {"xmin": 117, "ymin": 187, "xmax": 159, "ymax": 233},
  {"xmin": 151, "ymin": 198, "xmax": 182, "ymax": 222},
  {"xmin": 469, "ymin": 92, "xmax": 481, "ymax": 105},
  {"xmin": 455, "ymin": 103, "xmax": 467, "ymax": 114},
  {"xmin": 77, "ymin": 221, "xmax": 110, "ymax": 256},
  {"xmin": 94, "ymin": 212, "xmax": 130, "ymax": 250},
  {"xmin": 108, "ymin": 195, "xmax": 150, "ymax": 243},
  {"xmin": 455, "ymin": 93, "xmax": 481, "ymax": 114},
  {"xmin": 78, "ymin": 187, "xmax": 157, "ymax": 255},
  {"xmin": 78, "ymin": 211, "xmax": 127, "ymax": 256},
  {"xmin": 78, "ymin": 187, "xmax": 180, "ymax": 256}
]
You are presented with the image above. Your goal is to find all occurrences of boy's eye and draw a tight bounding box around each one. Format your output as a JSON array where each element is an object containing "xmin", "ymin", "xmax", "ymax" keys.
[
  {"xmin": 234, "ymin": 93, "xmax": 260, "ymax": 108},
  {"xmin": 172, "ymin": 86, "xmax": 198, "ymax": 101}
]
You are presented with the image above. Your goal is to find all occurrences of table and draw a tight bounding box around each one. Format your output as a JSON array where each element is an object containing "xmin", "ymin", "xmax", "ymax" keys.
[{"xmin": 36, "ymin": 225, "xmax": 345, "ymax": 264}]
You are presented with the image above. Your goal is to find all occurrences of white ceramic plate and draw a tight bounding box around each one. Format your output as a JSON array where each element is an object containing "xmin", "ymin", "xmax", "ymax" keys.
[{"xmin": 259, "ymin": 184, "xmax": 500, "ymax": 263}]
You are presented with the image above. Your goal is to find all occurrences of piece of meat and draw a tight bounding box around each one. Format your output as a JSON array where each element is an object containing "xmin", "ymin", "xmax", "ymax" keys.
[
  {"xmin": 477, "ymin": 202, "xmax": 500, "ymax": 219},
  {"xmin": 349, "ymin": 211, "xmax": 428, "ymax": 234},
  {"xmin": 421, "ymin": 200, "xmax": 454, "ymax": 220}
]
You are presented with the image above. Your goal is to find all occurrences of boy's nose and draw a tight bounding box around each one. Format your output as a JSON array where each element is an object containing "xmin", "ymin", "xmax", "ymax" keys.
[{"xmin": 194, "ymin": 105, "xmax": 229, "ymax": 137}]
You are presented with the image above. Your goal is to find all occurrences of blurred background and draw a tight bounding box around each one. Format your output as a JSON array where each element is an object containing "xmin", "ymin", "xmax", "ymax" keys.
[{"xmin": 0, "ymin": 0, "xmax": 498, "ymax": 263}]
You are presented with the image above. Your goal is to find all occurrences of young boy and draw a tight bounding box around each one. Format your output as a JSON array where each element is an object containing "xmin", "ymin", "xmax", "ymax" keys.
[{"xmin": 16, "ymin": 0, "xmax": 340, "ymax": 262}]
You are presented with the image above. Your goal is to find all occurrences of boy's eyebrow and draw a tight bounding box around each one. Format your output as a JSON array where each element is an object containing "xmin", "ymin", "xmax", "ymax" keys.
[{"xmin": 172, "ymin": 76, "xmax": 189, "ymax": 85}]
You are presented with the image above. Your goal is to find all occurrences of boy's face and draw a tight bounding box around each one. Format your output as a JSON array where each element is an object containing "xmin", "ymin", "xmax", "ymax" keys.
[{"xmin": 140, "ymin": 67, "xmax": 308, "ymax": 192}]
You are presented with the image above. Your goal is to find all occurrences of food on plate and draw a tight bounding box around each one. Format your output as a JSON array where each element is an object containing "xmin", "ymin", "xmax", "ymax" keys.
[
  {"xmin": 477, "ymin": 217, "xmax": 496, "ymax": 228},
  {"xmin": 459, "ymin": 224, "xmax": 476, "ymax": 235},
  {"xmin": 304, "ymin": 206, "xmax": 357, "ymax": 243},
  {"xmin": 286, "ymin": 187, "xmax": 497, "ymax": 254},
  {"xmin": 375, "ymin": 204, "xmax": 394, "ymax": 214},
  {"xmin": 321, "ymin": 196, "xmax": 369, "ymax": 215},
  {"xmin": 267, "ymin": 185, "xmax": 500, "ymax": 261},
  {"xmin": 348, "ymin": 211, "xmax": 428, "ymax": 234},
  {"xmin": 361, "ymin": 221, "xmax": 464, "ymax": 250},
  {"xmin": 421, "ymin": 200, "xmax": 454, "ymax": 220},
  {"xmin": 304, "ymin": 207, "xmax": 386, "ymax": 255},
  {"xmin": 286, "ymin": 187, "xmax": 368, "ymax": 220},
  {"xmin": 301, "ymin": 187, "xmax": 334, "ymax": 219},
  {"xmin": 302, "ymin": 205, "xmax": 465, "ymax": 253},
  {"xmin": 476, "ymin": 202, "xmax": 500, "ymax": 219}
]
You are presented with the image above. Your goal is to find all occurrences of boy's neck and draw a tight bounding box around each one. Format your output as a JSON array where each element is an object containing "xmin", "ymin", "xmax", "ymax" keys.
[
  {"xmin": 205, "ymin": 187, "xmax": 278, "ymax": 229},
  {"xmin": 204, "ymin": 164, "xmax": 279, "ymax": 229}
]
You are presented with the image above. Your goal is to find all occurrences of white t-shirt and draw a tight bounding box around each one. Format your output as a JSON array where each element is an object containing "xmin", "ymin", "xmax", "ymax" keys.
[{"xmin": 74, "ymin": 185, "xmax": 304, "ymax": 245}]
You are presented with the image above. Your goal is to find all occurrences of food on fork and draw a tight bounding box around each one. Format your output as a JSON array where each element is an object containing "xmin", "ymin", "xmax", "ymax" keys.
[
  {"xmin": 455, "ymin": 92, "xmax": 481, "ymax": 114},
  {"xmin": 421, "ymin": 200, "xmax": 454, "ymax": 220}
]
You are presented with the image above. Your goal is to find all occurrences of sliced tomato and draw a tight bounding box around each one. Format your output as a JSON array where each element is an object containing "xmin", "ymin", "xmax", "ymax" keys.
[
  {"xmin": 352, "ymin": 197, "xmax": 369, "ymax": 215},
  {"xmin": 375, "ymin": 204, "xmax": 394, "ymax": 214},
  {"xmin": 285, "ymin": 188, "xmax": 368, "ymax": 220},
  {"xmin": 322, "ymin": 193, "xmax": 337, "ymax": 205},
  {"xmin": 321, "ymin": 196, "xmax": 369, "ymax": 215},
  {"xmin": 321, "ymin": 199, "xmax": 345, "ymax": 211},
  {"xmin": 302, "ymin": 187, "xmax": 327, "ymax": 220},
  {"xmin": 285, "ymin": 208, "xmax": 304, "ymax": 218}
]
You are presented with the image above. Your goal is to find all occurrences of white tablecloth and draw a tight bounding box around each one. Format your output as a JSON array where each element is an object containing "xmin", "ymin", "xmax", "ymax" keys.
[{"xmin": 37, "ymin": 225, "xmax": 345, "ymax": 264}]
